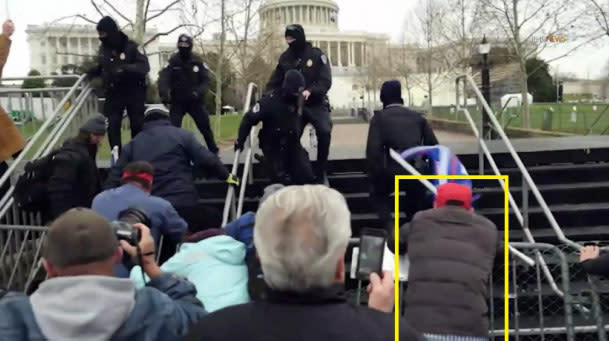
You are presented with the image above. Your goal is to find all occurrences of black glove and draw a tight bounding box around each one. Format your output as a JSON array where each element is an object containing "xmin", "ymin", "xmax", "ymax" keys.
[{"xmin": 234, "ymin": 140, "xmax": 244, "ymax": 151}]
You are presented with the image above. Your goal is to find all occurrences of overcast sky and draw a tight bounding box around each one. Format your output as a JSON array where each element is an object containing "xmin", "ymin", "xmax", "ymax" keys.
[{"xmin": 2, "ymin": 0, "xmax": 608, "ymax": 79}]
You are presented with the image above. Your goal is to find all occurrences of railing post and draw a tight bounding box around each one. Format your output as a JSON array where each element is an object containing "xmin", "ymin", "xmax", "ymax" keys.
[
  {"xmin": 587, "ymin": 276, "xmax": 608, "ymax": 341},
  {"xmin": 535, "ymin": 257, "xmax": 545, "ymax": 339},
  {"xmin": 522, "ymin": 179, "xmax": 529, "ymax": 230},
  {"xmin": 512, "ymin": 252, "xmax": 520, "ymax": 341}
]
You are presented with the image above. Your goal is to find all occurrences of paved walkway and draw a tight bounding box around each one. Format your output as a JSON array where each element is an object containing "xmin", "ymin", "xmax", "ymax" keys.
[
  {"xmin": 326, "ymin": 124, "xmax": 474, "ymax": 149},
  {"xmin": 218, "ymin": 123, "xmax": 474, "ymax": 162}
]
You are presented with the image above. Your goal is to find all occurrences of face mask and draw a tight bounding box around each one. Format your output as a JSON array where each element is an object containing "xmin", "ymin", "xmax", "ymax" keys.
[
  {"xmin": 100, "ymin": 32, "xmax": 121, "ymax": 49},
  {"xmin": 178, "ymin": 46, "xmax": 192, "ymax": 59}
]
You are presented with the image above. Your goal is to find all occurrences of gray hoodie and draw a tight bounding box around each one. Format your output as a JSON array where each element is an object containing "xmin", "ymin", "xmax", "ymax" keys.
[
  {"xmin": 30, "ymin": 276, "xmax": 136, "ymax": 340},
  {"xmin": 0, "ymin": 272, "xmax": 206, "ymax": 341}
]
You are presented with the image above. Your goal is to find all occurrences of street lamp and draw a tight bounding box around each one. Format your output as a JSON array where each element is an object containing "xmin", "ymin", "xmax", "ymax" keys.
[{"xmin": 479, "ymin": 35, "xmax": 492, "ymax": 139}]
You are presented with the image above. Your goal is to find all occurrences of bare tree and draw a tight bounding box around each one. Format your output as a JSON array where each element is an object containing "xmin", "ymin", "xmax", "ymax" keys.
[
  {"xmin": 358, "ymin": 40, "xmax": 394, "ymax": 110},
  {"xmin": 390, "ymin": 41, "xmax": 417, "ymax": 107},
  {"xmin": 436, "ymin": 0, "xmax": 483, "ymax": 76},
  {"xmin": 48, "ymin": 0, "xmax": 196, "ymax": 58},
  {"xmin": 478, "ymin": 0, "xmax": 598, "ymax": 128},
  {"xmin": 587, "ymin": 0, "xmax": 609, "ymax": 36},
  {"xmin": 408, "ymin": 0, "xmax": 451, "ymax": 113}
]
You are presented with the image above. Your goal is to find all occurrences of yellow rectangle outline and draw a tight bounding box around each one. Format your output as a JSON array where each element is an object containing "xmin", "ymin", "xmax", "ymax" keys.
[{"xmin": 393, "ymin": 175, "xmax": 509, "ymax": 340}]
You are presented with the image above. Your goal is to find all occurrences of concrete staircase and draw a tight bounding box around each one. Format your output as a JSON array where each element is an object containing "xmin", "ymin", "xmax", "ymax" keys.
[{"xmin": 189, "ymin": 142, "xmax": 609, "ymax": 339}]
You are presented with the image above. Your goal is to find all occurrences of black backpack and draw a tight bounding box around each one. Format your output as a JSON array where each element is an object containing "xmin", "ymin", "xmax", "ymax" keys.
[{"xmin": 13, "ymin": 151, "xmax": 63, "ymax": 212}]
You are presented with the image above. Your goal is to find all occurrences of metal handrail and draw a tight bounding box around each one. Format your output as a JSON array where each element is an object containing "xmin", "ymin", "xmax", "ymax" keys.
[
  {"xmin": 0, "ymin": 74, "xmax": 87, "ymax": 191},
  {"xmin": 221, "ymin": 82, "xmax": 258, "ymax": 226},
  {"xmin": 0, "ymin": 87, "xmax": 82, "ymax": 94},
  {"xmin": 236, "ymin": 83, "xmax": 260, "ymax": 218},
  {"xmin": 388, "ymin": 148, "xmax": 535, "ymax": 267},
  {"xmin": 0, "ymin": 78, "xmax": 93, "ymax": 218},
  {"xmin": 1, "ymin": 75, "xmax": 80, "ymax": 82},
  {"xmin": 455, "ymin": 74, "xmax": 579, "ymax": 299},
  {"xmin": 456, "ymin": 74, "xmax": 580, "ymax": 250}
]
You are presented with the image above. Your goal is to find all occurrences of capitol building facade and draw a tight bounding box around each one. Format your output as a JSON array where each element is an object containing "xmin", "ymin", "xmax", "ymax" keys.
[
  {"xmin": 255, "ymin": 0, "xmax": 455, "ymax": 110},
  {"xmin": 26, "ymin": 0, "xmax": 456, "ymax": 110}
]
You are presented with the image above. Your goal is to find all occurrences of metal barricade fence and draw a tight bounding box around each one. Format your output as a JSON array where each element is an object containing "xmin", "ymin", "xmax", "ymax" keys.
[
  {"xmin": 0, "ymin": 75, "xmax": 82, "ymax": 142},
  {"xmin": 0, "ymin": 225, "xmax": 48, "ymax": 293},
  {"xmin": 488, "ymin": 242, "xmax": 607, "ymax": 341},
  {"xmin": 0, "ymin": 76, "xmax": 99, "ymax": 291}
]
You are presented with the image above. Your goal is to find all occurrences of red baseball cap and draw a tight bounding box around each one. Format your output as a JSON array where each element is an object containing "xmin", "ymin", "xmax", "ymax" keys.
[{"xmin": 435, "ymin": 183, "xmax": 473, "ymax": 210}]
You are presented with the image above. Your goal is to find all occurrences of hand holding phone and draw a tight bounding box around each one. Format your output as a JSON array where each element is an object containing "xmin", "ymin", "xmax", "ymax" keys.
[{"xmin": 356, "ymin": 228, "xmax": 387, "ymax": 281}]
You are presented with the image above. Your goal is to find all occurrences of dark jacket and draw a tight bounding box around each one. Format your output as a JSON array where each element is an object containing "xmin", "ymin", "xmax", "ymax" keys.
[
  {"xmin": 403, "ymin": 206, "xmax": 498, "ymax": 337},
  {"xmin": 184, "ymin": 286, "xmax": 422, "ymax": 341},
  {"xmin": 366, "ymin": 105, "xmax": 438, "ymax": 176},
  {"xmin": 88, "ymin": 32, "xmax": 150, "ymax": 94},
  {"xmin": 158, "ymin": 53, "xmax": 209, "ymax": 103},
  {"xmin": 266, "ymin": 42, "xmax": 332, "ymax": 105},
  {"xmin": 582, "ymin": 254, "xmax": 609, "ymax": 277},
  {"xmin": 237, "ymin": 91, "xmax": 305, "ymax": 149},
  {"xmin": 104, "ymin": 120, "xmax": 229, "ymax": 208},
  {"xmin": 47, "ymin": 139, "xmax": 101, "ymax": 219}
]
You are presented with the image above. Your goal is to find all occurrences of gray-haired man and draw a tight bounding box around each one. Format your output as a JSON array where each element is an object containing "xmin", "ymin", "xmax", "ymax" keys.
[{"xmin": 185, "ymin": 185, "xmax": 422, "ymax": 340}]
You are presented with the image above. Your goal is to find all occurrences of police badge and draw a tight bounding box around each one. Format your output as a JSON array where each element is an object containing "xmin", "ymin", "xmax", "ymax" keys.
[
  {"xmin": 193, "ymin": 65, "xmax": 199, "ymax": 73},
  {"xmin": 321, "ymin": 55, "xmax": 328, "ymax": 65},
  {"xmin": 306, "ymin": 59, "xmax": 313, "ymax": 67},
  {"xmin": 253, "ymin": 103, "xmax": 260, "ymax": 113},
  {"xmin": 120, "ymin": 53, "xmax": 126, "ymax": 60}
]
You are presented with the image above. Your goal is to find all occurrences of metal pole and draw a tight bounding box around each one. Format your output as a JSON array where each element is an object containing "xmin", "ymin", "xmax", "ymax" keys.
[
  {"xmin": 512, "ymin": 253, "xmax": 520, "ymax": 341},
  {"xmin": 522, "ymin": 179, "xmax": 529, "ymax": 230},
  {"xmin": 356, "ymin": 280, "xmax": 362, "ymax": 306},
  {"xmin": 482, "ymin": 52, "xmax": 492, "ymax": 139},
  {"xmin": 535, "ymin": 260, "xmax": 545, "ymax": 340}
]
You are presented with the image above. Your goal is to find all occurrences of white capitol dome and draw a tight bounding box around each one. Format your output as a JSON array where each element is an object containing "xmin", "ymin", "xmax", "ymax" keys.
[{"xmin": 260, "ymin": 0, "xmax": 340, "ymax": 32}]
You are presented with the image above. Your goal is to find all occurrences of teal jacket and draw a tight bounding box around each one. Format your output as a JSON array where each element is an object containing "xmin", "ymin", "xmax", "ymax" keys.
[{"xmin": 131, "ymin": 235, "xmax": 250, "ymax": 313}]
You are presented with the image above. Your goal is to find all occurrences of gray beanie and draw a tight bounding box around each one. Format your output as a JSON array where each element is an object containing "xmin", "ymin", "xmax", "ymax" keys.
[
  {"xmin": 144, "ymin": 104, "xmax": 170, "ymax": 118},
  {"xmin": 260, "ymin": 184, "xmax": 285, "ymax": 204},
  {"xmin": 80, "ymin": 114, "xmax": 107, "ymax": 135}
]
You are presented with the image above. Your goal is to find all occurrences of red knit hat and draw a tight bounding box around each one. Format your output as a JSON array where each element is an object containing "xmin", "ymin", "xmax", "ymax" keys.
[{"xmin": 435, "ymin": 183, "xmax": 472, "ymax": 210}]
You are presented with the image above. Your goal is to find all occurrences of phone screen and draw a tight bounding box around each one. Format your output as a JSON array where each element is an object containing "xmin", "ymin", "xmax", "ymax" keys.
[{"xmin": 357, "ymin": 233, "xmax": 386, "ymax": 280}]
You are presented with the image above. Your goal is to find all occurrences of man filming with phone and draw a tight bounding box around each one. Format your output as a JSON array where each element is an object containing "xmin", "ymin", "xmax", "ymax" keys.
[{"xmin": 0, "ymin": 208, "xmax": 206, "ymax": 340}]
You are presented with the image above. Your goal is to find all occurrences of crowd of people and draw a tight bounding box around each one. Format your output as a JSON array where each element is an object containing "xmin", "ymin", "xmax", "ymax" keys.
[{"xmin": 0, "ymin": 16, "xmax": 513, "ymax": 341}]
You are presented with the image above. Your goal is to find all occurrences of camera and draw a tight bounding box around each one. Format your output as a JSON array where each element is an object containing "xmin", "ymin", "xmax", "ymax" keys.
[{"xmin": 110, "ymin": 208, "xmax": 149, "ymax": 246}]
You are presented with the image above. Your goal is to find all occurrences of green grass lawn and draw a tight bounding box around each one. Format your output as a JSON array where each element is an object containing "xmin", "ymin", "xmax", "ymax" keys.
[
  {"xmin": 432, "ymin": 103, "xmax": 609, "ymax": 135},
  {"xmin": 18, "ymin": 114, "xmax": 243, "ymax": 160}
]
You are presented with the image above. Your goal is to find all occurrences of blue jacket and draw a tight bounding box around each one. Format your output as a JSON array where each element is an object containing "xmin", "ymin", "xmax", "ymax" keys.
[
  {"xmin": 223, "ymin": 211, "xmax": 255, "ymax": 251},
  {"xmin": 130, "ymin": 235, "xmax": 249, "ymax": 313},
  {"xmin": 0, "ymin": 274, "xmax": 206, "ymax": 340},
  {"xmin": 92, "ymin": 183, "xmax": 188, "ymax": 243},
  {"xmin": 104, "ymin": 120, "xmax": 230, "ymax": 208}
]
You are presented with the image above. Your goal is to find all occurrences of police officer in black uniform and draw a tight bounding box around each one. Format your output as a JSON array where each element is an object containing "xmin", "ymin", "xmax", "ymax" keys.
[
  {"xmin": 88, "ymin": 16, "xmax": 150, "ymax": 153},
  {"xmin": 266, "ymin": 24, "xmax": 332, "ymax": 183},
  {"xmin": 236, "ymin": 70, "xmax": 315, "ymax": 185},
  {"xmin": 366, "ymin": 80, "xmax": 439, "ymax": 233},
  {"xmin": 158, "ymin": 34, "xmax": 218, "ymax": 154}
]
